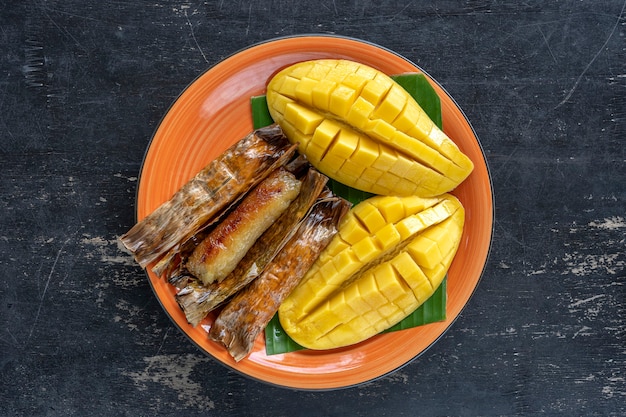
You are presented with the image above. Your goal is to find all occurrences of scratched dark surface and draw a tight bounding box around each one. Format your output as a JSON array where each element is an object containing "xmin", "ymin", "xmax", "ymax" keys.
[{"xmin": 1, "ymin": 1, "xmax": 625, "ymax": 416}]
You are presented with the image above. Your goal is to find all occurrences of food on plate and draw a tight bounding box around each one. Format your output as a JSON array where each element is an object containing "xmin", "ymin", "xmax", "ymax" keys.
[
  {"xmin": 209, "ymin": 191, "xmax": 351, "ymax": 361},
  {"xmin": 278, "ymin": 193, "xmax": 465, "ymax": 350},
  {"xmin": 186, "ymin": 167, "xmax": 302, "ymax": 285},
  {"xmin": 175, "ymin": 167, "xmax": 330, "ymax": 327},
  {"xmin": 119, "ymin": 122, "xmax": 351, "ymax": 361},
  {"xmin": 265, "ymin": 59, "xmax": 474, "ymax": 197},
  {"xmin": 121, "ymin": 58, "xmax": 473, "ymax": 362},
  {"xmin": 119, "ymin": 124, "xmax": 297, "ymax": 271}
]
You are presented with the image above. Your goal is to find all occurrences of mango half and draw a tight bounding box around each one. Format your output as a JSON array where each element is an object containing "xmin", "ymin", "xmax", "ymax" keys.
[
  {"xmin": 266, "ymin": 59, "xmax": 474, "ymax": 197},
  {"xmin": 278, "ymin": 193, "xmax": 465, "ymax": 350}
]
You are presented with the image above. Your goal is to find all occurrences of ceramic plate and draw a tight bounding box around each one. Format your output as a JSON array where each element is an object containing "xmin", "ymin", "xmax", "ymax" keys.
[{"xmin": 136, "ymin": 35, "xmax": 493, "ymax": 390}]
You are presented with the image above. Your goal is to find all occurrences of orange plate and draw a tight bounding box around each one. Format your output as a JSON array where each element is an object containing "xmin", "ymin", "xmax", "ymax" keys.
[{"xmin": 136, "ymin": 35, "xmax": 493, "ymax": 390}]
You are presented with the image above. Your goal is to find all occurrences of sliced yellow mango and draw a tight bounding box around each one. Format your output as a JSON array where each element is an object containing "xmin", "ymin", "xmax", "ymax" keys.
[
  {"xmin": 266, "ymin": 59, "xmax": 474, "ymax": 197},
  {"xmin": 278, "ymin": 194, "xmax": 465, "ymax": 350}
]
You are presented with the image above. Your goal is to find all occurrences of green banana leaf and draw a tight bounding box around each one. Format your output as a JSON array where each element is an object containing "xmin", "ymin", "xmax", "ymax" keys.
[{"xmin": 251, "ymin": 73, "xmax": 447, "ymax": 355}]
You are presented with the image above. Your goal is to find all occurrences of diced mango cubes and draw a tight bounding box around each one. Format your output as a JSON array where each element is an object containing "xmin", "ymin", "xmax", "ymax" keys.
[
  {"xmin": 278, "ymin": 194, "xmax": 465, "ymax": 350},
  {"xmin": 266, "ymin": 59, "xmax": 474, "ymax": 197}
]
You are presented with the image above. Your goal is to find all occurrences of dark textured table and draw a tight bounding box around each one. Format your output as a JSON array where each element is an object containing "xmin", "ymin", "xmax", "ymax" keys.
[{"xmin": 2, "ymin": 1, "xmax": 624, "ymax": 416}]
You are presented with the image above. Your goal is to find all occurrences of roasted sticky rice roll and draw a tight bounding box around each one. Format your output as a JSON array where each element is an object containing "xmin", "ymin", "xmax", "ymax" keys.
[
  {"xmin": 209, "ymin": 190, "xmax": 351, "ymax": 362},
  {"xmin": 176, "ymin": 168, "xmax": 329, "ymax": 327},
  {"xmin": 185, "ymin": 167, "xmax": 302, "ymax": 285},
  {"xmin": 119, "ymin": 124, "xmax": 296, "ymax": 270}
]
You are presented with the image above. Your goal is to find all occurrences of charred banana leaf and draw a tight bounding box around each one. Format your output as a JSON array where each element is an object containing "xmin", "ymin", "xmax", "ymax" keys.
[
  {"xmin": 119, "ymin": 124, "xmax": 297, "ymax": 269},
  {"xmin": 161, "ymin": 154, "xmax": 314, "ymax": 279},
  {"xmin": 186, "ymin": 167, "xmax": 302, "ymax": 285},
  {"xmin": 176, "ymin": 168, "xmax": 329, "ymax": 326},
  {"xmin": 208, "ymin": 191, "xmax": 351, "ymax": 362}
]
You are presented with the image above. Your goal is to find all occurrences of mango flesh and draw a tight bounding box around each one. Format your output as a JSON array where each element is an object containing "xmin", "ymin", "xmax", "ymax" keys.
[
  {"xmin": 266, "ymin": 59, "xmax": 474, "ymax": 197},
  {"xmin": 278, "ymin": 194, "xmax": 465, "ymax": 350}
]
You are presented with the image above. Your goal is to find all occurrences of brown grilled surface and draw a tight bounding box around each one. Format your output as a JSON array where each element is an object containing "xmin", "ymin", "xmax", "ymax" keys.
[
  {"xmin": 176, "ymin": 168, "xmax": 329, "ymax": 327},
  {"xmin": 185, "ymin": 167, "xmax": 301, "ymax": 285},
  {"xmin": 209, "ymin": 194, "xmax": 350, "ymax": 361},
  {"xmin": 120, "ymin": 125, "xmax": 296, "ymax": 269}
]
